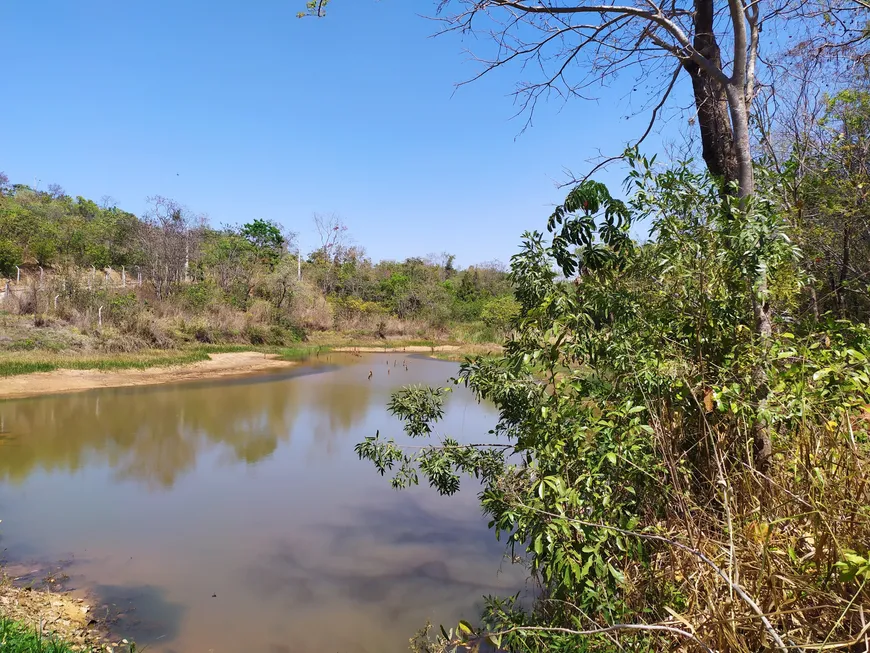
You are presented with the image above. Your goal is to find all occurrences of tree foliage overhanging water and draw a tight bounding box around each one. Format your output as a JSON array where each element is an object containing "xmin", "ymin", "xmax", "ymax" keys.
[{"xmin": 360, "ymin": 144, "xmax": 870, "ymax": 652}]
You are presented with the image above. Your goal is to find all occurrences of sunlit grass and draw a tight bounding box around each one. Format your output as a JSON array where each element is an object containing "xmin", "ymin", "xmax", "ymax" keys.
[
  {"xmin": 0, "ymin": 616, "xmax": 137, "ymax": 652},
  {"xmin": 0, "ymin": 337, "xmax": 495, "ymax": 378},
  {"xmin": 0, "ymin": 616, "xmax": 83, "ymax": 653},
  {"xmin": 0, "ymin": 345, "xmax": 338, "ymax": 377},
  {"xmin": 429, "ymin": 343, "xmax": 503, "ymax": 361},
  {"xmin": 0, "ymin": 350, "xmax": 210, "ymax": 377}
]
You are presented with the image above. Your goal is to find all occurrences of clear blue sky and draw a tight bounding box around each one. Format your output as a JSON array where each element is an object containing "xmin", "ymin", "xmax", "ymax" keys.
[{"xmin": 1, "ymin": 1, "xmax": 685, "ymax": 266}]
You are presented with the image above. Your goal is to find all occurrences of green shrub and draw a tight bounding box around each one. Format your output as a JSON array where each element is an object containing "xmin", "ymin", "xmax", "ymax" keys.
[
  {"xmin": 357, "ymin": 167, "xmax": 870, "ymax": 652},
  {"xmin": 84, "ymin": 243, "xmax": 111, "ymax": 269},
  {"xmin": 31, "ymin": 238, "xmax": 58, "ymax": 266},
  {"xmin": 181, "ymin": 281, "xmax": 216, "ymax": 310},
  {"xmin": 244, "ymin": 324, "xmax": 267, "ymax": 345},
  {"xmin": 480, "ymin": 295, "xmax": 520, "ymax": 333},
  {"xmin": 0, "ymin": 239, "xmax": 22, "ymax": 277}
]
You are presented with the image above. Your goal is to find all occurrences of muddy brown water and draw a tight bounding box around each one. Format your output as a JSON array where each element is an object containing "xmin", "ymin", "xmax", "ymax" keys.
[{"xmin": 0, "ymin": 354, "xmax": 525, "ymax": 652}]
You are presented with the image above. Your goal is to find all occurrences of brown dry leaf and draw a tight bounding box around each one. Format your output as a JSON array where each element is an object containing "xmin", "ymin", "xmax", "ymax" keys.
[{"xmin": 703, "ymin": 388, "xmax": 714, "ymax": 413}]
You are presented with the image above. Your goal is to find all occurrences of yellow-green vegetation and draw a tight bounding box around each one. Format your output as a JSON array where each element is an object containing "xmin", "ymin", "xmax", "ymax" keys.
[
  {"xmin": 0, "ymin": 345, "xmax": 326, "ymax": 377},
  {"xmin": 0, "ymin": 617, "xmax": 77, "ymax": 653},
  {"xmin": 0, "ymin": 350, "xmax": 211, "ymax": 377},
  {"xmin": 0, "ymin": 337, "xmax": 493, "ymax": 378},
  {"xmin": 0, "ymin": 617, "xmax": 130, "ymax": 653},
  {"xmin": 0, "ymin": 187, "xmax": 515, "ymax": 354},
  {"xmin": 0, "ymin": 575, "xmax": 130, "ymax": 653},
  {"xmin": 358, "ymin": 157, "xmax": 870, "ymax": 652}
]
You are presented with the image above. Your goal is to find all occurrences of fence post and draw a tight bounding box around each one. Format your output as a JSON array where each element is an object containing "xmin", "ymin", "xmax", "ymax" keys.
[
  {"xmin": 39, "ymin": 266, "xmax": 44, "ymax": 286},
  {"xmin": 122, "ymin": 266, "xmax": 126, "ymax": 287},
  {"xmin": 54, "ymin": 294, "xmax": 59, "ymax": 309},
  {"xmin": 98, "ymin": 305, "xmax": 103, "ymax": 327},
  {"xmin": 15, "ymin": 266, "xmax": 20, "ymax": 284}
]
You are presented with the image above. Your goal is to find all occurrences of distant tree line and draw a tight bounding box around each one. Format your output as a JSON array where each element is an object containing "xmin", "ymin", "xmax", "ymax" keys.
[{"xmin": 0, "ymin": 177, "xmax": 517, "ymax": 340}]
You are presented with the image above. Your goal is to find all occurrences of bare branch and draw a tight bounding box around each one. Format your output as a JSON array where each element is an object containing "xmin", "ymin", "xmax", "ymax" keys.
[
  {"xmin": 476, "ymin": 623, "xmax": 716, "ymax": 652},
  {"xmin": 516, "ymin": 503, "xmax": 789, "ymax": 653}
]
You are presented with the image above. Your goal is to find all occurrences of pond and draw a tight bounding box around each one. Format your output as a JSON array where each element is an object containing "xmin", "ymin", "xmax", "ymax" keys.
[{"xmin": 0, "ymin": 354, "xmax": 525, "ymax": 653}]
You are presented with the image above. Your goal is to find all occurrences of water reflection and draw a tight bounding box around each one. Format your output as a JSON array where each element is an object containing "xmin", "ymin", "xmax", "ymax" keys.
[
  {"xmin": 0, "ymin": 355, "xmax": 524, "ymax": 652},
  {"xmin": 0, "ymin": 356, "xmax": 386, "ymax": 488}
]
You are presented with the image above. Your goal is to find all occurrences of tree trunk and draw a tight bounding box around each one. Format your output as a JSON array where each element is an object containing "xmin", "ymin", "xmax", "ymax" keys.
[
  {"xmin": 725, "ymin": 83, "xmax": 755, "ymax": 198},
  {"xmin": 684, "ymin": 0, "xmax": 769, "ymax": 470},
  {"xmin": 682, "ymin": 0, "xmax": 740, "ymax": 188},
  {"xmin": 810, "ymin": 286, "xmax": 820, "ymax": 321}
]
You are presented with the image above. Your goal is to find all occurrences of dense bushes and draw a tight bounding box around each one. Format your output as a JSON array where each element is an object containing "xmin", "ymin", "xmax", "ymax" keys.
[
  {"xmin": 0, "ymin": 180, "xmax": 514, "ymax": 344},
  {"xmin": 0, "ymin": 240, "xmax": 22, "ymax": 277},
  {"xmin": 358, "ymin": 161, "xmax": 870, "ymax": 652}
]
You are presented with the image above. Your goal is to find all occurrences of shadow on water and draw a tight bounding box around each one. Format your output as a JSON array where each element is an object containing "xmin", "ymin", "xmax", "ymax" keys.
[
  {"xmin": 90, "ymin": 583, "xmax": 186, "ymax": 646},
  {"xmin": 244, "ymin": 496, "xmax": 524, "ymax": 625}
]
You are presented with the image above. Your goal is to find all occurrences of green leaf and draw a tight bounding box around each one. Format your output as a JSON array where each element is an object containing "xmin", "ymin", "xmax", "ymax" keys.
[
  {"xmin": 458, "ymin": 620, "xmax": 474, "ymax": 638},
  {"xmin": 487, "ymin": 633, "xmax": 503, "ymax": 648},
  {"xmin": 608, "ymin": 562, "xmax": 626, "ymax": 583},
  {"xmin": 580, "ymin": 555, "xmax": 594, "ymax": 578}
]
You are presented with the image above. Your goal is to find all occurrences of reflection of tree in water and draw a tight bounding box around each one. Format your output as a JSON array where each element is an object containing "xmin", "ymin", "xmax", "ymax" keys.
[
  {"xmin": 309, "ymin": 377, "xmax": 374, "ymax": 456},
  {"xmin": 0, "ymin": 379, "xmax": 301, "ymax": 488},
  {"xmin": 0, "ymin": 360, "xmax": 466, "ymax": 487}
]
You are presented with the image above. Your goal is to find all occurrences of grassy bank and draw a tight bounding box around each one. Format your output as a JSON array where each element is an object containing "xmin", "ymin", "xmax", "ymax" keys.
[
  {"xmin": 0, "ymin": 337, "xmax": 497, "ymax": 378},
  {"xmin": 0, "ymin": 617, "xmax": 136, "ymax": 653},
  {"xmin": 0, "ymin": 616, "xmax": 73, "ymax": 653},
  {"xmin": 0, "ymin": 346, "xmax": 322, "ymax": 377},
  {"xmin": 0, "ymin": 350, "xmax": 212, "ymax": 377},
  {"xmin": 0, "ymin": 617, "xmax": 102, "ymax": 653}
]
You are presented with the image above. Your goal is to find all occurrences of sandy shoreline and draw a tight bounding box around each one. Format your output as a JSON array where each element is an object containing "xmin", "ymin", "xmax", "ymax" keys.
[{"xmin": 0, "ymin": 352, "xmax": 296, "ymax": 400}]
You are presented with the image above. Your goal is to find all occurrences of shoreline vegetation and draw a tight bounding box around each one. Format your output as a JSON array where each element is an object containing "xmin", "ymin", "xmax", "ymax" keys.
[
  {"xmin": 0, "ymin": 339, "xmax": 500, "ymax": 399},
  {"xmin": 0, "ymin": 180, "xmax": 516, "ymax": 401}
]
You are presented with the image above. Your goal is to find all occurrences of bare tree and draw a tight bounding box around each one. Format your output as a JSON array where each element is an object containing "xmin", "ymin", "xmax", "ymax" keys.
[
  {"xmin": 305, "ymin": 0, "xmax": 865, "ymax": 199},
  {"xmin": 99, "ymin": 195, "xmax": 118, "ymax": 210},
  {"xmin": 426, "ymin": 251, "xmax": 458, "ymax": 279},
  {"xmin": 312, "ymin": 212, "xmax": 351, "ymax": 262},
  {"xmin": 304, "ymin": 0, "xmax": 865, "ymax": 471},
  {"xmin": 759, "ymin": 52, "xmax": 870, "ymax": 321},
  {"xmin": 138, "ymin": 196, "xmax": 205, "ymax": 299},
  {"xmin": 46, "ymin": 183, "xmax": 66, "ymax": 200}
]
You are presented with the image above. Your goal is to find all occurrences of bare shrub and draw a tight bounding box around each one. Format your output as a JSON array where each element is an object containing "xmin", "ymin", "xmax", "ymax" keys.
[
  {"xmin": 289, "ymin": 280, "xmax": 332, "ymax": 331},
  {"xmin": 246, "ymin": 299, "xmax": 273, "ymax": 325}
]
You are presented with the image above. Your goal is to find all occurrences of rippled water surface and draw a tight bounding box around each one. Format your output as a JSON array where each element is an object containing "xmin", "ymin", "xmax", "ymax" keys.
[{"xmin": 0, "ymin": 354, "xmax": 523, "ymax": 652}]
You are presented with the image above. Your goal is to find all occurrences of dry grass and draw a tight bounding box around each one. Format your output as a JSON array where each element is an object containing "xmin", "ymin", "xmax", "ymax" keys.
[{"xmin": 633, "ymin": 407, "xmax": 870, "ymax": 652}]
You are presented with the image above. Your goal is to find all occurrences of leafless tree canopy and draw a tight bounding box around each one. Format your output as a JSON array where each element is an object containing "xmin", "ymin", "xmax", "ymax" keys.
[
  {"xmin": 312, "ymin": 212, "xmax": 351, "ymax": 262},
  {"xmin": 422, "ymin": 0, "xmax": 866, "ymax": 196},
  {"xmin": 138, "ymin": 196, "xmax": 206, "ymax": 299}
]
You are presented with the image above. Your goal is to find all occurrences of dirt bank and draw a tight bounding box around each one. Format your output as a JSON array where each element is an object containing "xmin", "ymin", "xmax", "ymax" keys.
[
  {"xmin": 0, "ymin": 352, "xmax": 296, "ymax": 400},
  {"xmin": 0, "ymin": 570, "xmax": 111, "ymax": 651}
]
